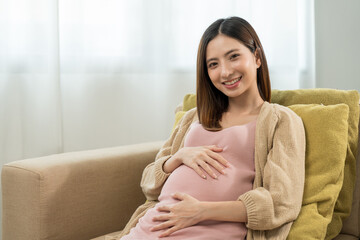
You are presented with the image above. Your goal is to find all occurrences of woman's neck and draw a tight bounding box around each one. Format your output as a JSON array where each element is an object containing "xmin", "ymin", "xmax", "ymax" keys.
[{"xmin": 227, "ymin": 95, "xmax": 264, "ymax": 116}]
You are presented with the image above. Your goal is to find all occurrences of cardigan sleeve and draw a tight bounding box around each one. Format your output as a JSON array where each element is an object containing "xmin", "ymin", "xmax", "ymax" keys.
[
  {"xmin": 238, "ymin": 106, "xmax": 306, "ymax": 230},
  {"xmin": 140, "ymin": 132, "xmax": 176, "ymax": 201},
  {"xmin": 140, "ymin": 108, "xmax": 197, "ymax": 201}
]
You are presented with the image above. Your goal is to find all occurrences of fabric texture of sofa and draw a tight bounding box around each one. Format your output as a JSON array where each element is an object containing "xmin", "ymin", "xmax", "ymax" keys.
[{"xmin": 2, "ymin": 89, "xmax": 360, "ymax": 240}]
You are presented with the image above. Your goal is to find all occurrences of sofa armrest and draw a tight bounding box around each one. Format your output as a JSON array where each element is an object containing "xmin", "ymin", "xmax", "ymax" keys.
[{"xmin": 1, "ymin": 141, "xmax": 163, "ymax": 240}]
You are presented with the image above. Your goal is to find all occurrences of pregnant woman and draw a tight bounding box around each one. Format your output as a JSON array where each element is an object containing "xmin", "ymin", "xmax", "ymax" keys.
[{"xmin": 118, "ymin": 16, "xmax": 306, "ymax": 239}]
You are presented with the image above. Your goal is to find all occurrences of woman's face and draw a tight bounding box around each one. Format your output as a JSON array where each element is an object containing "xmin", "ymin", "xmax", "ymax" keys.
[{"xmin": 206, "ymin": 34, "xmax": 261, "ymax": 100}]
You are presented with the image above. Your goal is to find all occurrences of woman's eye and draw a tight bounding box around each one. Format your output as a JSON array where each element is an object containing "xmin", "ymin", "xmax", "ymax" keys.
[
  {"xmin": 230, "ymin": 54, "xmax": 240, "ymax": 60},
  {"xmin": 208, "ymin": 62, "xmax": 217, "ymax": 68}
]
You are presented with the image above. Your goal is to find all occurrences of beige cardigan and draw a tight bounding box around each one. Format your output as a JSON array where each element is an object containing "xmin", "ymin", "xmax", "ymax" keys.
[{"xmin": 119, "ymin": 101, "xmax": 306, "ymax": 239}]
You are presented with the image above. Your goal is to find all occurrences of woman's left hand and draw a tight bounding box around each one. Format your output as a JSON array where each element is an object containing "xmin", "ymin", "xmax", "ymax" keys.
[{"xmin": 150, "ymin": 192, "xmax": 205, "ymax": 238}]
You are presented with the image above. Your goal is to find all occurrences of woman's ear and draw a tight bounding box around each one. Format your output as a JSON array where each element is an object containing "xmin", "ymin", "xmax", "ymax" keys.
[{"xmin": 255, "ymin": 48, "xmax": 261, "ymax": 68}]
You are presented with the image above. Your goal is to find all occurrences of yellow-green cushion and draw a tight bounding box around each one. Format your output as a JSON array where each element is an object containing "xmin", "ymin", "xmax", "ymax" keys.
[
  {"xmin": 272, "ymin": 89, "xmax": 359, "ymax": 239},
  {"xmin": 183, "ymin": 94, "xmax": 196, "ymax": 111},
  {"xmin": 173, "ymin": 94, "xmax": 197, "ymax": 130},
  {"xmin": 173, "ymin": 111, "xmax": 187, "ymax": 129},
  {"xmin": 287, "ymin": 104, "xmax": 349, "ymax": 239}
]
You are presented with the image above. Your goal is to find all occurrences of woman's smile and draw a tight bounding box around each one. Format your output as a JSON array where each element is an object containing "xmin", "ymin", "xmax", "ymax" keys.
[{"xmin": 222, "ymin": 76, "xmax": 242, "ymax": 88}]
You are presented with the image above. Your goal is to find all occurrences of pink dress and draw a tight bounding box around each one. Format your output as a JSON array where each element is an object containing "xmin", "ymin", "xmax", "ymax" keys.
[{"xmin": 121, "ymin": 120, "xmax": 256, "ymax": 240}]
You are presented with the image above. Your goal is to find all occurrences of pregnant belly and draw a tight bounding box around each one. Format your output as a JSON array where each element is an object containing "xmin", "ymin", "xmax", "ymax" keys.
[{"xmin": 158, "ymin": 164, "xmax": 252, "ymax": 203}]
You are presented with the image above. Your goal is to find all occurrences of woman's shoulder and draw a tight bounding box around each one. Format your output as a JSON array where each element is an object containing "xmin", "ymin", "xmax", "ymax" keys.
[
  {"xmin": 182, "ymin": 107, "xmax": 198, "ymax": 121},
  {"xmin": 261, "ymin": 102, "xmax": 303, "ymax": 124},
  {"xmin": 258, "ymin": 102, "xmax": 305, "ymax": 142},
  {"xmin": 176, "ymin": 108, "xmax": 198, "ymax": 130}
]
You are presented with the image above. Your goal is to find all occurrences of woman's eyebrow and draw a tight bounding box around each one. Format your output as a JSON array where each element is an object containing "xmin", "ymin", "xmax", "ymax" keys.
[
  {"xmin": 224, "ymin": 49, "xmax": 239, "ymax": 56},
  {"xmin": 206, "ymin": 57, "xmax": 217, "ymax": 64},
  {"xmin": 206, "ymin": 49, "xmax": 239, "ymax": 64}
]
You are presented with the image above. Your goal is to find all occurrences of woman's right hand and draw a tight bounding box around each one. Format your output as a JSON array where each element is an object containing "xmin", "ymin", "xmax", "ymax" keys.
[{"xmin": 163, "ymin": 145, "xmax": 229, "ymax": 179}]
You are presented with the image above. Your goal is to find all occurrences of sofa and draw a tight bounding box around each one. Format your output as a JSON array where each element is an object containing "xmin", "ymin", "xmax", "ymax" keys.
[{"xmin": 2, "ymin": 89, "xmax": 360, "ymax": 240}]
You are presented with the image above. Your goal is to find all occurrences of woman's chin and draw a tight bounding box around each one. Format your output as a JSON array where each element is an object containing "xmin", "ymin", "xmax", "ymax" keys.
[{"xmin": 222, "ymin": 90, "xmax": 243, "ymax": 99}]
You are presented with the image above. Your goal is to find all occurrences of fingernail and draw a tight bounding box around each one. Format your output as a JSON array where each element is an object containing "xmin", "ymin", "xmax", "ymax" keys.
[
  {"xmin": 213, "ymin": 174, "xmax": 217, "ymax": 179},
  {"xmin": 202, "ymin": 175, "xmax": 206, "ymax": 179}
]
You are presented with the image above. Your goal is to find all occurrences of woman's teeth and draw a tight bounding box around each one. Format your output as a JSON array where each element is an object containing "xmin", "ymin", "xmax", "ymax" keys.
[{"xmin": 223, "ymin": 77, "xmax": 241, "ymax": 85}]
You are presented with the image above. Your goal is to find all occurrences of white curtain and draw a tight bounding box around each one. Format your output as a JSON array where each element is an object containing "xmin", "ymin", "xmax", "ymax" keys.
[{"xmin": 0, "ymin": 0, "xmax": 315, "ymax": 164}]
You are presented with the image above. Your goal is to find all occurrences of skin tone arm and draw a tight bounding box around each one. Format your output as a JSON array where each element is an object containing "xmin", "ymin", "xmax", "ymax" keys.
[
  {"xmin": 201, "ymin": 199, "xmax": 247, "ymax": 222},
  {"xmin": 151, "ymin": 192, "xmax": 247, "ymax": 238}
]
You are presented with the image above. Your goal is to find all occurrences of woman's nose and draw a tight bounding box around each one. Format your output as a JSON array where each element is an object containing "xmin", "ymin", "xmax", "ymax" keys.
[{"xmin": 221, "ymin": 62, "xmax": 233, "ymax": 79}]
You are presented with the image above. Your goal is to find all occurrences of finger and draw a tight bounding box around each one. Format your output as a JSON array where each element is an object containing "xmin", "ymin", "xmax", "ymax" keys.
[
  {"xmin": 151, "ymin": 221, "xmax": 174, "ymax": 232},
  {"xmin": 207, "ymin": 150, "xmax": 230, "ymax": 167},
  {"xmin": 152, "ymin": 213, "xmax": 171, "ymax": 222},
  {"xmin": 205, "ymin": 157, "xmax": 226, "ymax": 174},
  {"xmin": 190, "ymin": 163, "xmax": 207, "ymax": 179},
  {"xmin": 206, "ymin": 152, "xmax": 228, "ymax": 173},
  {"xmin": 157, "ymin": 205, "xmax": 171, "ymax": 212},
  {"xmin": 198, "ymin": 161, "xmax": 217, "ymax": 179},
  {"xmin": 171, "ymin": 192, "xmax": 187, "ymax": 201},
  {"xmin": 158, "ymin": 226, "xmax": 180, "ymax": 238},
  {"xmin": 205, "ymin": 145, "xmax": 223, "ymax": 152}
]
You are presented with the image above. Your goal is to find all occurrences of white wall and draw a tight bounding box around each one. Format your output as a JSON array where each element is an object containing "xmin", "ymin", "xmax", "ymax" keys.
[{"xmin": 314, "ymin": 0, "xmax": 360, "ymax": 91}]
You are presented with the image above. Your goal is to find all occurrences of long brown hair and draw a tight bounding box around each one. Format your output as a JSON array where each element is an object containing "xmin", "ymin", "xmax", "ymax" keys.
[{"xmin": 196, "ymin": 17, "xmax": 271, "ymax": 130}]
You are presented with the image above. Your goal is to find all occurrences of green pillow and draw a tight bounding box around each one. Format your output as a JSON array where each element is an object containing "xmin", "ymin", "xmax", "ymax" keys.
[
  {"xmin": 272, "ymin": 89, "xmax": 359, "ymax": 239},
  {"xmin": 172, "ymin": 94, "xmax": 196, "ymax": 131},
  {"xmin": 287, "ymin": 104, "xmax": 349, "ymax": 239},
  {"xmin": 173, "ymin": 111, "xmax": 187, "ymax": 130},
  {"xmin": 182, "ymin": 94, "xmax": 197, "ymax": 111}
]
